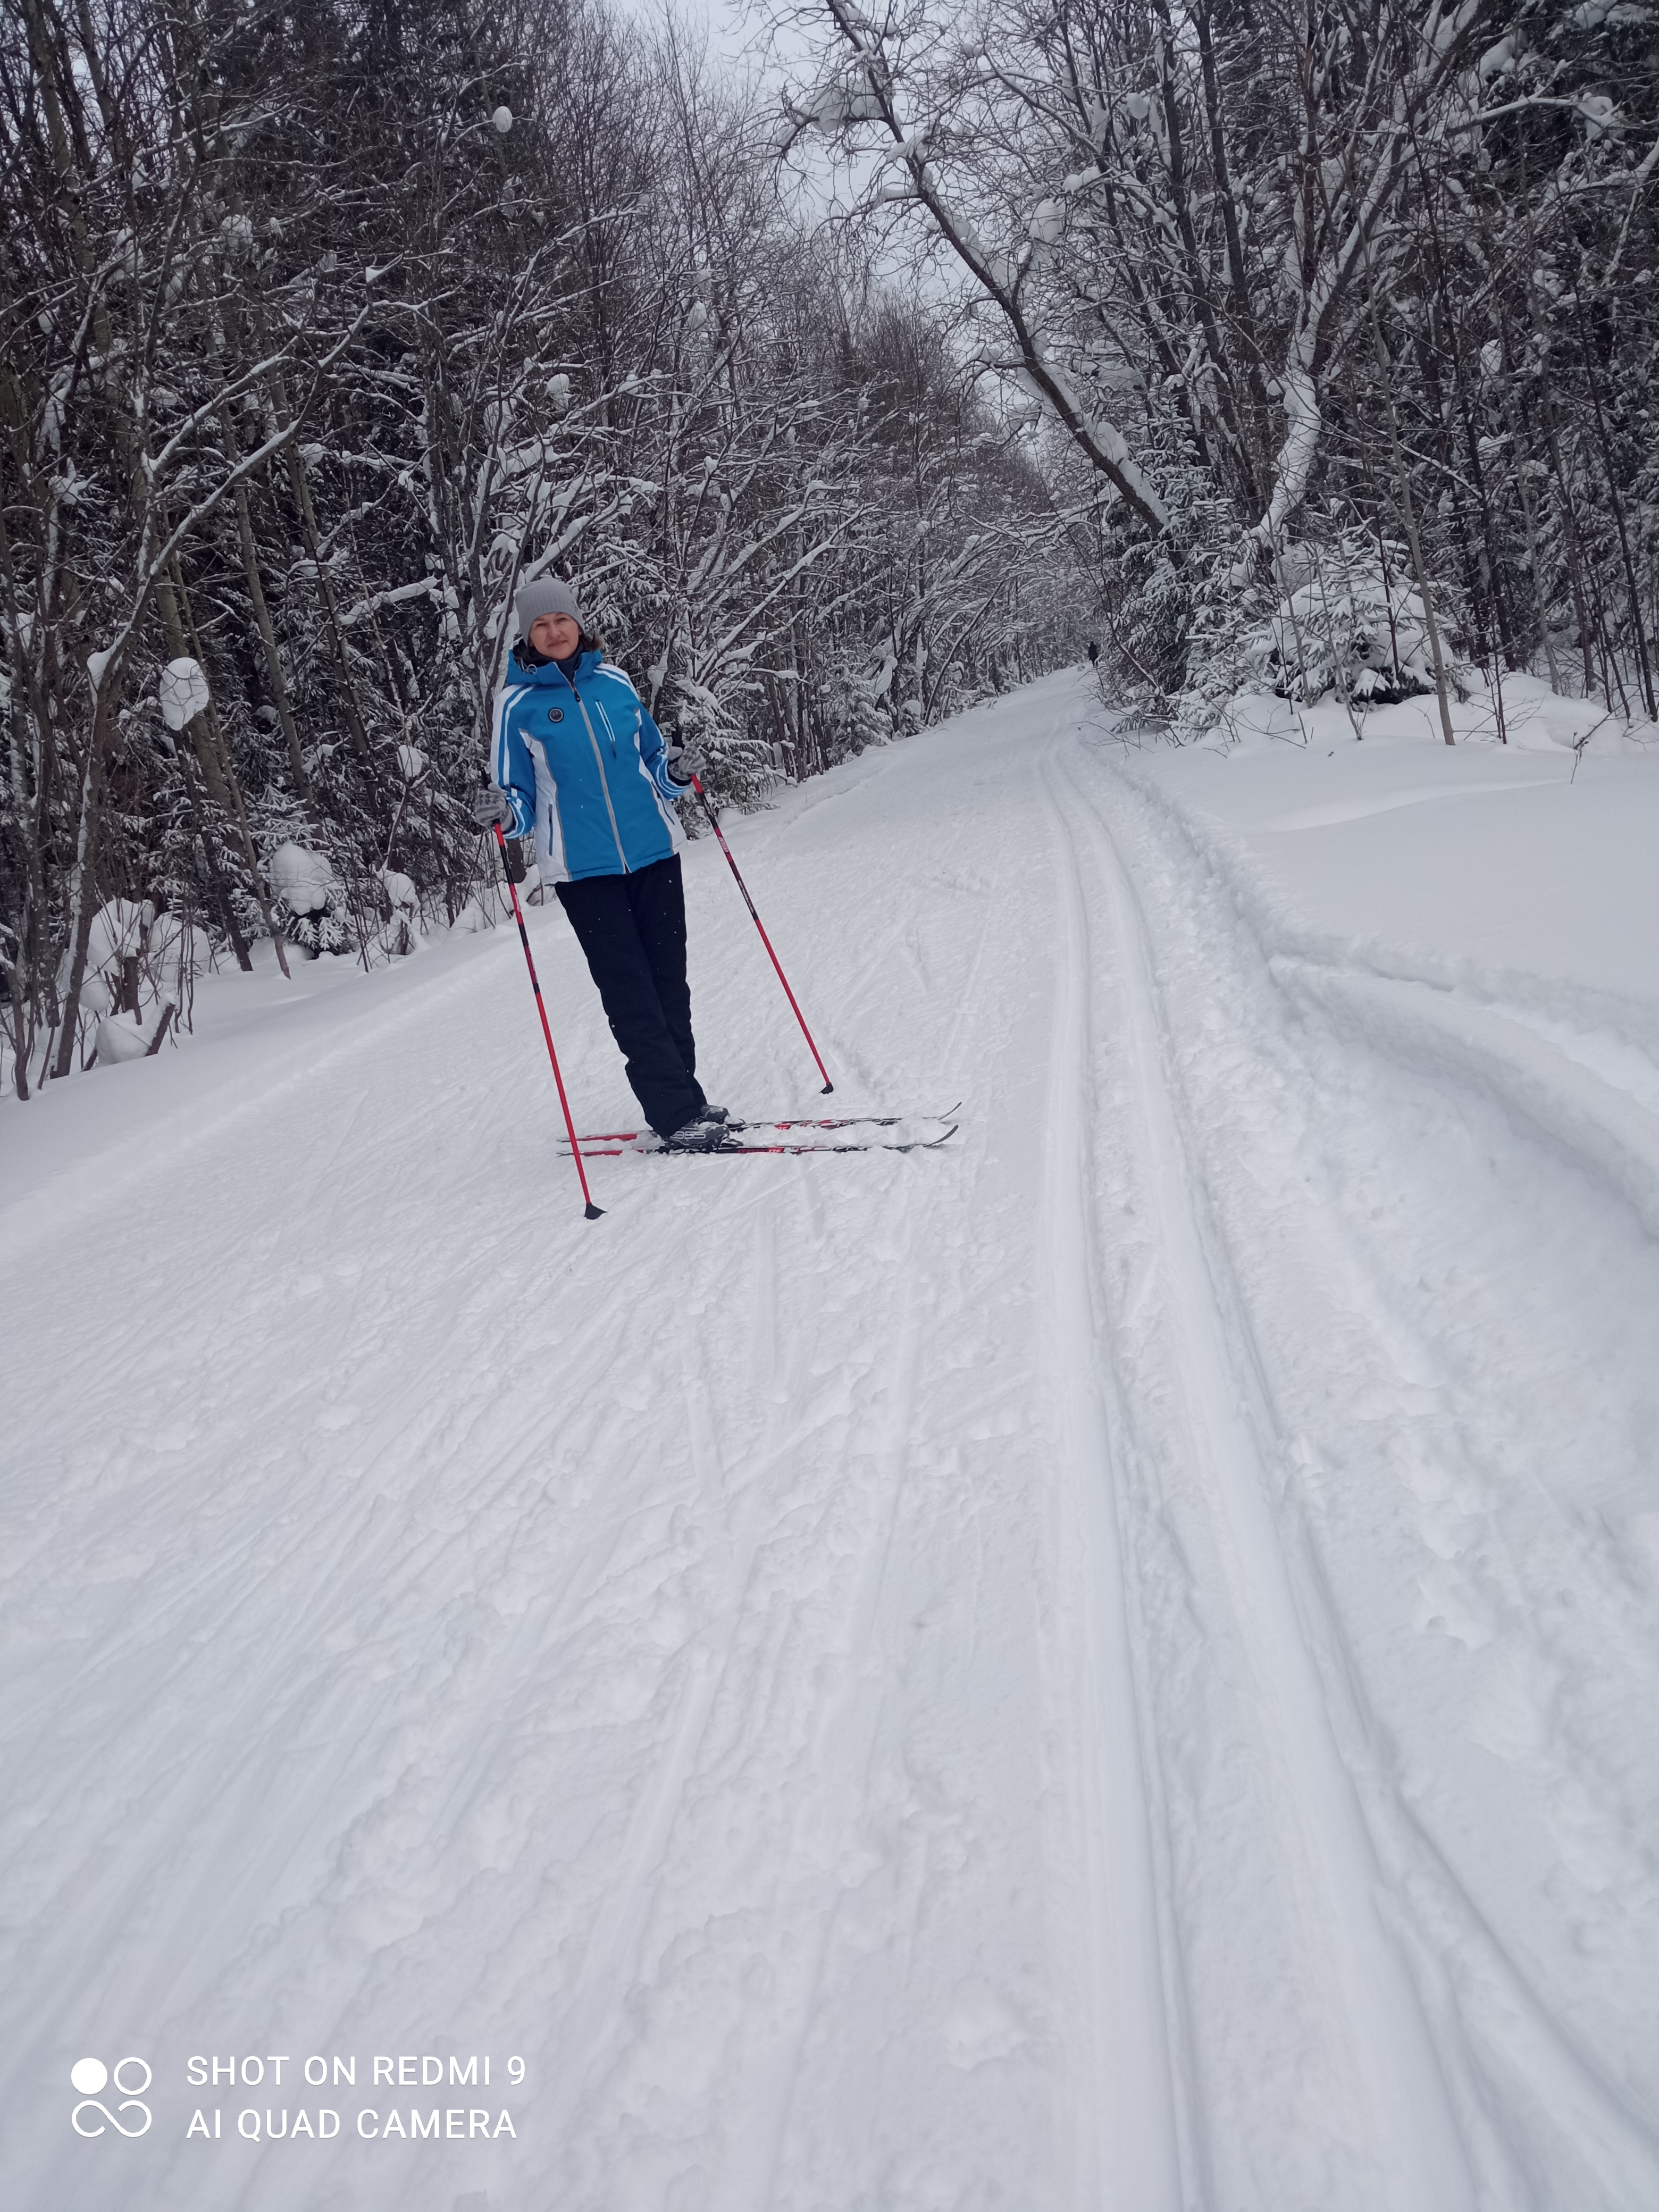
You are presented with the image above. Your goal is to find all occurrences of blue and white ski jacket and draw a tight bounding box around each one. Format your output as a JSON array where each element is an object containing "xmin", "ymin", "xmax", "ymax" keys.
[{"xmin": 490, "ymin": 648, "xmax": 686, "ymax": 883}]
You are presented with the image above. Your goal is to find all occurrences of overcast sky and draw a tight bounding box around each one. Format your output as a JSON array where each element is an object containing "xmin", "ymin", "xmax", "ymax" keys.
[{"xmin": 607, "ymin": 0, "xmax": 815, "ymax": 77}]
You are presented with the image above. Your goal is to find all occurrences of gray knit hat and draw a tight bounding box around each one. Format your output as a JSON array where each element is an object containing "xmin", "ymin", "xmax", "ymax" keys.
[{"xmin": 514, "ymin": 575, "xmax": 585, "ymax": 640}]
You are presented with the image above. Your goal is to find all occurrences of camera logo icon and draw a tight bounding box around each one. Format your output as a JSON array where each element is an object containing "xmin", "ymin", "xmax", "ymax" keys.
[{"xmin": 71, "ymin": 2056, "xmax": 152, "ymax": 2136}]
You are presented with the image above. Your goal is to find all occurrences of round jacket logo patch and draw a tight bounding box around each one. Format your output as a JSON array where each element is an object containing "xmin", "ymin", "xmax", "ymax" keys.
[{"xmin": 547, "ymin": 707, "xmax": 565, "ymax": 723}]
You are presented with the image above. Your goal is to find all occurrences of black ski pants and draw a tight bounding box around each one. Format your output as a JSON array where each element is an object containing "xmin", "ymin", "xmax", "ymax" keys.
[{"xmin": 556, "ymin": 854, "xmax": 707, "ymax": 1139}]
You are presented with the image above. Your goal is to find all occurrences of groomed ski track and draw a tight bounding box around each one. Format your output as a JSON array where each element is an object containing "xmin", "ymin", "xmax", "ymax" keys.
[{"xmin": 4, "ymin": 670, "xmax": 1657, "ymax": 2210}]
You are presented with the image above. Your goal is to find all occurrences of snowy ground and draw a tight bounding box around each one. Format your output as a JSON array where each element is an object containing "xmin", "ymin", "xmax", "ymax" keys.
[{"xmin": 4, "ymin": 669, "xmax": 1658, "ymax": 2210}]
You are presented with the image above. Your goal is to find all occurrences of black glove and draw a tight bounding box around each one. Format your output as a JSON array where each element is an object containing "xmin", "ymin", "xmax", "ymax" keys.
[{"xmin": 473, "ymin": 784, "xmax": 518, "ymax": 831}]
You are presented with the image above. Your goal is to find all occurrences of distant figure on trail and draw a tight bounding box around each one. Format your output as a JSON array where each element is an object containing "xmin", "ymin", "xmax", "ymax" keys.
[
  {"xmin": 473, "ymin": 578, "xmax": 731, "ymax": 1151},
  {"xmin": 1087, "ymin": 639, "xmax": 1100, "ymax": 669}
]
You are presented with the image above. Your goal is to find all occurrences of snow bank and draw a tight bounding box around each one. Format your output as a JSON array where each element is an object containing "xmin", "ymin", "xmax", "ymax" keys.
[
  {"xmin": 1119, "ymin": 676, "xmax": 1659, "ymax": 1024},
  {"xmin": 1115, "ymin": 676, "xmax": 1659, "ymax": 1231},
  {"xmin": 267, "ymin": 840, "xmax": 338, "ymax": 916}
]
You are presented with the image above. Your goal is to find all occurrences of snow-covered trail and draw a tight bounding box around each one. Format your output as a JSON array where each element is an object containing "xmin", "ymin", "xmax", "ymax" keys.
[{"xmin": 5, "ymin": 672, "xmax": 1657, "ymax": 2211}]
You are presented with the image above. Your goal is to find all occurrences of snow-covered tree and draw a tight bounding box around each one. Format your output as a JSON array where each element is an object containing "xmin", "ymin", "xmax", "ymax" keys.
[{"xmin": 0, "ymin": 0, "xmax": 1077, "ymax": 1094}]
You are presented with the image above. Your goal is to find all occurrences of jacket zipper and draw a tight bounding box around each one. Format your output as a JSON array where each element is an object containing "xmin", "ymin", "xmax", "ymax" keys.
[{"xmin": 571, "ymin": 682, "xmax": 629, "ymax": 873}]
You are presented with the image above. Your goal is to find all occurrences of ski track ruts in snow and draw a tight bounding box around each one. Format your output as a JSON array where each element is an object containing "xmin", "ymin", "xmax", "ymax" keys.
[
  {"xmin": 549, "ymin": 1106, "xmax": 1047, "ymax": 2198},
  {"xmin": 0, "ymin": 921, "xmax": 517, "ymax": 1270},
  {"xmin": 1076, "ymin": 735, "xmax": 1659, "ymax": 2209},
  {"xmin": 1042, "ymin": 740, "xmax": 1481, "ymax": 2212},
  {"xmin": 1033, "ymin": 745, "xmax": 1186, "ymax": 2210},
  {"xmin": 715, "ymin": 1295, "xmax": 928, "ymax": 2210},
  {"xmin": 0, "ymin": 687, "xmax": 1067, "ymax": 2212},
  {"xmin": 551, "ymin": 1181, "xmax": 940, "ymax": 2208},
  {"xmin": 547, "ymin": 1194, "xmax": 794, "ymax": 2157},
  {"xmin": 7, "ymin": 671, "xmax": 1656, "ymax": 2212}
]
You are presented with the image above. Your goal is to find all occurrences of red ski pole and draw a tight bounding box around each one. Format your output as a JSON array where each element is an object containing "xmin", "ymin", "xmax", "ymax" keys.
[
  {"xmin": 689, "ymin": 773, "xmax": 833, "ymax": 1094},
  {"xmin": 491, "ymin": 823, "xmax": 604, "ymax": 1220}
]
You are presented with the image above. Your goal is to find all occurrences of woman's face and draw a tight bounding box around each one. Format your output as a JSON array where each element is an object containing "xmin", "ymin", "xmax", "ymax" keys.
[{"xmin": 529, "ymin": 611, "xmax": 582, "ymax": 660}]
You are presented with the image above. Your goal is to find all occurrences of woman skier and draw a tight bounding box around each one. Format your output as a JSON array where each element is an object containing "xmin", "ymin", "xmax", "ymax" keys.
[{"xmin": 474, "ymin": 578, "xmax": 730, "ymax": 1151}]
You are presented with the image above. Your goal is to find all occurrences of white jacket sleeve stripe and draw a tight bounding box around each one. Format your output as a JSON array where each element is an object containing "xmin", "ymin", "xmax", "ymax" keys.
[{"xmin": 490, "ymin": 684, "xmax": 535, "ymax": 840}]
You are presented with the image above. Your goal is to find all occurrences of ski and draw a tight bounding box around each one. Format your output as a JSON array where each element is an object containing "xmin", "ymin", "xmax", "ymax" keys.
[
  {"xmin": 734, "ymin": 1101, "xmax": 960, "ymax": 1136},
  {"xmin": 562, "ymin": 1104, "xmax": 961, "ymax": 1144},
  {"xmin": 571, "ymin": 1124, "xmax": 959, "ymax": 1160}
]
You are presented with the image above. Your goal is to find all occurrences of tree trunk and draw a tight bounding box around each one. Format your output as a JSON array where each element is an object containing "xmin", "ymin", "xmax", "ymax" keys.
[{"xmin": 220, "ymin": 404, "xmax": 316, "ymax": 810}]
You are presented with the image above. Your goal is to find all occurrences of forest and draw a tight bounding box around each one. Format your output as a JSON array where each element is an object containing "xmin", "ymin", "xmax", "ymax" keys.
[{"xmin": 3, "ymin": 0, "xmax": 1656, "ymax": 1093}]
